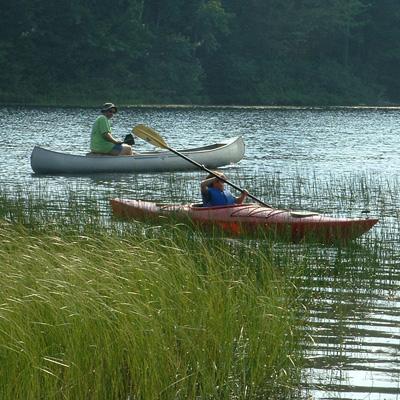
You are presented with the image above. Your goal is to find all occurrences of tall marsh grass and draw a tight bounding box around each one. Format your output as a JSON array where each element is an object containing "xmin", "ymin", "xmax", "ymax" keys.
[
  {"xmin": 0, "ymin": 192, "xmax": 305, "ymax": 399},
  {"xmin": 1, "ymin": 168, "xmax": 397, "ymax": 399}
]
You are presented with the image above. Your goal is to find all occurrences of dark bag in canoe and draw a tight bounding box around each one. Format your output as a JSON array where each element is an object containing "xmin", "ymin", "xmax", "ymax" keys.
[{"xmin": 123, "ymin": 134, "xmax": 135, "ymax": 146}]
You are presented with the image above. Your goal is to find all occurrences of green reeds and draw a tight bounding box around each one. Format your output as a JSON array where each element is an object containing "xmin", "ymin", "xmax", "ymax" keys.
[
  {"xmin": 0, "ymin": 217, "xmax": 305, "ymax": 399},
  {"xmin": 1, "ymin": 167, "xmax": 397, "ymax": 399}
]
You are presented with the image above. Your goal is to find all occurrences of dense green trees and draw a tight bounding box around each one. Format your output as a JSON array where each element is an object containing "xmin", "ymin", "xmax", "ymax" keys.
[{"xmin": 1, "ymin": 0, "xmax": 399, "ymax": 105}]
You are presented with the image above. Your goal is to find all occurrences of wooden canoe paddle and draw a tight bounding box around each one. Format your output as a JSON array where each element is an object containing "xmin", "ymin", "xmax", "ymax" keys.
[{"xmin": 133, "ymin": 124, "xmax": 322, "ymax": 217}]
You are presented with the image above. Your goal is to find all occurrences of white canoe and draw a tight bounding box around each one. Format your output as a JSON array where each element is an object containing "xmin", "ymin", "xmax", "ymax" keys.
[{"xmin": 30, "ymin": 136, "xmax": 245, "ymax": 174}]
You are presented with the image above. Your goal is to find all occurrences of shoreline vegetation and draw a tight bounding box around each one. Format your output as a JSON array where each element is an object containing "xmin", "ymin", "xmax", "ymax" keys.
[{"xmin": 2, "ymin": 2, "xmax": 400, "ymax": 108}]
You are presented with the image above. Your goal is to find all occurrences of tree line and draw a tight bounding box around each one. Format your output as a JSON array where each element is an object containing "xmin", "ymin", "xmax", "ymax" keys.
[{"xmin": 1, "ymin": 0, "xmax": 399, "ymax": 106}]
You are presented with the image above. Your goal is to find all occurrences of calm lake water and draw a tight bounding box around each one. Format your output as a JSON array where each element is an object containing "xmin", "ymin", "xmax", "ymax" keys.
[{"xmin": 0, "ymin": 105, "xmax": 399, "ymax": 399}]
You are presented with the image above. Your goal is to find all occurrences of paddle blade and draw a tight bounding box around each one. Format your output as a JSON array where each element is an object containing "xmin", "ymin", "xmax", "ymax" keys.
[{"xmin": 133, "ymin": 124, "xmax": 168, "ymax": 149}]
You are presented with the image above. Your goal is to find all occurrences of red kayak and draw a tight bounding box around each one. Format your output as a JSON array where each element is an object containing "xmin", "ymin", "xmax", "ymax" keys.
[{"xmin": 110, "ymin": 199, "xmax": 378, "ymax": 243}]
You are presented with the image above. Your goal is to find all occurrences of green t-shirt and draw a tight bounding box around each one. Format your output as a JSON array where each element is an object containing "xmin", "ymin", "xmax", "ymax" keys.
[{"xmin": 90, "ymin": 115, "xmax": 114, "ymax": 153}]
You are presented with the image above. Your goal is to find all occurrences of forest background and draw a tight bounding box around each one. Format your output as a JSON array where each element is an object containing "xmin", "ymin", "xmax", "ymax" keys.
[{"xmin": 1, "ymin": 0, "xmax": 399, "ymax": 106}]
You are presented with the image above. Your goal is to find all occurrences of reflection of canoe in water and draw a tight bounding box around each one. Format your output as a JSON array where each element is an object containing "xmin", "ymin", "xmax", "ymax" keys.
[
  {"xmin": 110, "ymin": 199, "xmax": 379, "ymax": 243},
  {"xmin": 30, "ymin": 136, "xmax": 245, "ymax": 174}
]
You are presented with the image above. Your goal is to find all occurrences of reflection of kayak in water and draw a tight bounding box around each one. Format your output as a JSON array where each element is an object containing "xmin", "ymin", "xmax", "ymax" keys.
[
  {"xmin": 30, "ymin": 136, "xmax": 245, "ymax": 174},
  {"xmin": 110, "ymin": 199, "xmax": 379, "ymax": 244}
]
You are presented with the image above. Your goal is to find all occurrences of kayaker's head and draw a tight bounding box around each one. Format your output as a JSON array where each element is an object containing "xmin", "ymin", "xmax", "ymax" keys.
[
  {"xmin": 206, "ymin": 171, "xmax": 227, "ymax": 191},
  {"xmin": 101, "ymin": 102, "xmax": 118, "ymax": 118}
]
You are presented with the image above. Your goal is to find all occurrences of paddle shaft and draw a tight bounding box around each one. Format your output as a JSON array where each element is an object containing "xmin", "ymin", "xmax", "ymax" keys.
[{"xmin": 163, "ymin": 144, "xmax": 273, "ymax": 208}]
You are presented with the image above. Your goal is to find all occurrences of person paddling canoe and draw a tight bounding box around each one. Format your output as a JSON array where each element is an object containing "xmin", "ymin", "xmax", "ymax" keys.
[
  {"xmin": 201, "ymin": 171, "xmax": 248, "ymax": 207},
  {"xmin": 90, "ymin": 103, "xmax": 133, "ymax": 156}
]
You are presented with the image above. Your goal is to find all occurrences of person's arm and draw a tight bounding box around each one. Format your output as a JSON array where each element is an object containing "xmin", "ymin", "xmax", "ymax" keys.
[
  {"xmin": 235, "ymin": 189, "xmax": 248, "ymax": 204},
  {"xmin": 201, "ymin": 177, "xmax": 217, "ymax": 193},
  {"xmin": 103, "ymin": 131, "xmax": 122, "ymax": 145}
]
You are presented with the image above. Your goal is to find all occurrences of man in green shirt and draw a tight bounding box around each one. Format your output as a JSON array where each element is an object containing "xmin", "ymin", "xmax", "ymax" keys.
[{"xmin": 90, "ymin": 103, "xmax": 133, "ymax": 155}]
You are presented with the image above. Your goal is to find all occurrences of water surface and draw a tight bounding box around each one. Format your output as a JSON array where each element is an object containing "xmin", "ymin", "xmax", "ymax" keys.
[{"xmin": 1, "ymin": 105, "xmax": 399, "ymax": 399}]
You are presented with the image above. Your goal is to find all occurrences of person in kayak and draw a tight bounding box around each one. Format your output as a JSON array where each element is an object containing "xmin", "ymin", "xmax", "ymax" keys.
[
  {"xmin": 90, "ymin": 103, "xmax": 133, "ymax": 155},
  {"xmin": 201, "ymin": 171, "xmax": 248, "ymax": 207}
]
